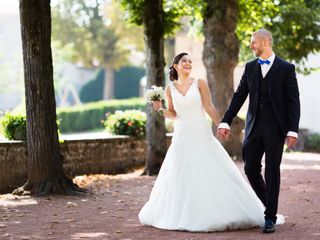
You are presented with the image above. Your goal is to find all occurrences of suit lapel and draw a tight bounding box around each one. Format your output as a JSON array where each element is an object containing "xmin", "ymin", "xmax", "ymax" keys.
[
  {"xmin": 252, "ymin": 59, "xmax": 262, "ymax": 91},
  {"xmin": 263, "ymin": 56, "xmax": 280, "ymax": 86}
]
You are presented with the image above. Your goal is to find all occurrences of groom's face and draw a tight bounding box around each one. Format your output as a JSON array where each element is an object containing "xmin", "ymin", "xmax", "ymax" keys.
[{"xmin": 250, "ymin": 34, "xmax": 264, "ymax": 57}]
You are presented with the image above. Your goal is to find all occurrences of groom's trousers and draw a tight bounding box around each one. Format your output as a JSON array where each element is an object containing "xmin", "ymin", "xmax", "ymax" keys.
[{"xmin": 242, "ymin": 101, "xmax": 286, "ymax": 223}]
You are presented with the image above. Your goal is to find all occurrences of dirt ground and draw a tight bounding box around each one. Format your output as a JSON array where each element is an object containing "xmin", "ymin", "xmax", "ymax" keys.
[{"xmin": 0, "ymin": 152, "xmax": 320, "ymax": 240}]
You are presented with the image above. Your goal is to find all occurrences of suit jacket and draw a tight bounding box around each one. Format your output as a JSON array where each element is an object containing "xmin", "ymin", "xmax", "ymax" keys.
[{"xmin": 221, "ymin": 56, "xmax": 300, "ymax": 139}]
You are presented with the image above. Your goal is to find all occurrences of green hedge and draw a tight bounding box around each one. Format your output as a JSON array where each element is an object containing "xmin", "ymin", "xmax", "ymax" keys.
[
  {"xmin": 79, "ymin": 69, "xmax": 104, "ymax": 103},
  {"xmin": 114, "ymin": 66, "xmax": 145, "ymax": 99},
  {"xmin": 57, "ymin": 98, "xmax": 146, "ymax": 133},
  {"xmin": 79, "ymin": 66, "xmax": 145, "ymax": 103},
  {"xmin": 305, "ymin": 133, "xmax": 320, "ymax": 152}
]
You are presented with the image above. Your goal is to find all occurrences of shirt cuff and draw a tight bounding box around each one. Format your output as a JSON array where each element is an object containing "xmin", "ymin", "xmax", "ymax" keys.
[
  {"xmin": 287, "ymin": 131, "xmax": 298, "ymax": 139},
  {"xmin": 218, "ymin": 123, "xmax": 231, "ymax": 130}
]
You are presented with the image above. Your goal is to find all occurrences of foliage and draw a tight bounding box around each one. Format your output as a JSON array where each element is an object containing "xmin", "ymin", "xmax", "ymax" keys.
[
  {"xmin": 119, "ymin": 0, "xmax": 192, "ymax": 36},
  {"xmin": 237, "ymin": 0, "xmax": 320, "ymax": 70},
  {"xmin": 236, "ymin": 0, "xmax": 279, "ymax": 61},
  {"xmin": 0, "ymin": 114, "xmax": 26, "ymax": 140},
  {"xmin": 79, "ymin": 69, "xmax": 104, "ymax": 103},
  {"xmin": 105, "ymin": 0, "xmax": 145, "ymax": 54},
  {"xmin": 104, "ymin": 109, "xmax": 146, "ymax": 138},
  {"xmin": 80, "ymin": 66, "xmax": 145, "ymax": 103},
  {"xmin": 305, "ymin": 133, "xmax": 320, "ymax": 152},
  {"xmin": 57, "ymin": 98, "xmax": 146, "ymax": 133},
  {"xmin": 52, "ymin": 0, "xmax": 128, "ymax": 68},
  {"xmin": 114, "ymin": 66, "xmax": 145, "ymax": 99},
  {"xmin": 180, "ymin": 0, "xmax": 320, "ymax": 72}
]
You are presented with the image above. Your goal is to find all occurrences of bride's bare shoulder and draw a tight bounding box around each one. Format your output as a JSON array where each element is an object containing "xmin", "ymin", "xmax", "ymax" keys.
[
  {"xmin": 197, "ymin": 78, "xmax": 207, "ymax": 83},
  {"xmin": 197, "ymin": 78, "xmax": 208, "ymax": 87},
  {"xmin": 165, "ymin": 84, "xmax": 172, "ymax": 94},
  {"xmin": 165, "ymin": 82, "xmax": 173, "ymax": 89}
]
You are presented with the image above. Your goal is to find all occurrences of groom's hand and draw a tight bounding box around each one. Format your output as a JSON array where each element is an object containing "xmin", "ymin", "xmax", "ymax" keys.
[
  {"xmin": 286, "ymin": 136, "xmax": 298, "ymax": 149},
  {"xmin": 217, "ymin": 128, "xmax": 230, "ymax": 140}
]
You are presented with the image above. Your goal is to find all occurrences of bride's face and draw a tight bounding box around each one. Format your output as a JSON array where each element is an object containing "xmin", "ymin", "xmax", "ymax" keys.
[{"xmin": 175, "ymin": 55, "xmax": 192, "ymax": 75}]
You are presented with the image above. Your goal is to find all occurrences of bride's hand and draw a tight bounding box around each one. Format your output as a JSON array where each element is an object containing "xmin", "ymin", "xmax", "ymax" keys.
[
  {"xmin": 217, "ymin": 128, "xmax": 230, "ymax": 140},
  {"xmin": 152, "ymin": 101, "xmax": 162, "ymax": 111}
]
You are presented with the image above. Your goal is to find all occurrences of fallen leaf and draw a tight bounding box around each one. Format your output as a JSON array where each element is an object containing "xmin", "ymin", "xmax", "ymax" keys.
[{"xmin": 67, "ymin": 202, "xmax": 79, "ymax": 207}]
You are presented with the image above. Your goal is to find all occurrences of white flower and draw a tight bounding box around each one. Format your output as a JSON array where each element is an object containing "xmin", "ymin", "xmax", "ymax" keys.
[{"xmin": 145, "ymin": 85, "xmax": 165, "ymax": 103}]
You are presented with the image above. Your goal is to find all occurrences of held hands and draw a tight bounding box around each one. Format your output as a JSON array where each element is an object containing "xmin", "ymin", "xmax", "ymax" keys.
[
  {"xmin": 286, "ymin": 136, "xmax": 298, "ymax": 149},
  {"xmin": 217, "ymin": 128, "xmax": 231, "ymax": 140}
]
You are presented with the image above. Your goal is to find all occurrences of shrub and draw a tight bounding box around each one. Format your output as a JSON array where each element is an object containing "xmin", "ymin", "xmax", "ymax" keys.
[
  {"xmin": 114, "ymin": 66, "xmax": 145, "ymax": 99},
  {"xmin": 305, "ymin": 133, "xmax": 320, "ymax": 152},
  {"xmin": 104, "ymin": 110, "xmax": 146, "ymax": 138},
  {"xmin": 79, "ymin": 69, "xmax": 104, "ymax": 103},
  {"xmin": 57, "ymin": 98, "xmax": 146, "ymax": 133},
  {"xmin": 0, "ymin": 114, "xmax": 27, "ymax": 140},
  {"xmin": 79, "ymin": 66, "xmax": 145, "ymax": 103}
]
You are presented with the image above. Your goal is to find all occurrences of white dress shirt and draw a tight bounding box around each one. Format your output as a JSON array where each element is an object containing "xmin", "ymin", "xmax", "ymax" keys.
[
  {"xmin": 218, "ymin": 52, "xmax": 298, "ymax": 139},
  {"xmin": 260, "ymin": 52, "xmax": 275, "ymax": 78}
]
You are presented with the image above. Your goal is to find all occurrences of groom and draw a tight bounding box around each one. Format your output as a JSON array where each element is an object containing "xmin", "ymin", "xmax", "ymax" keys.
[{"xmin": 217, "ymin": 29, "xmax": 300, "ymax": 233}]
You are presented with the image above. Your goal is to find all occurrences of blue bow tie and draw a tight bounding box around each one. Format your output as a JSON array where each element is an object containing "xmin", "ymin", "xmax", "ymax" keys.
[{"xmin": 258, "ymin": 59, "xmax": 271, "ymax": 65}]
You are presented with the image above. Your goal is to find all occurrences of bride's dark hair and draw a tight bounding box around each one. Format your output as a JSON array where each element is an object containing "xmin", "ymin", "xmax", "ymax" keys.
[{"xmin": 169, "ymin": 52, "xmax": 188, "ymax": 81}]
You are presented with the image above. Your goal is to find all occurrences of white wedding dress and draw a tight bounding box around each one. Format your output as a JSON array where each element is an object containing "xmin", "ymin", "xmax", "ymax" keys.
[{"xmin": 139, "ymin": 79, "xmax": 270, "ymax": 232}]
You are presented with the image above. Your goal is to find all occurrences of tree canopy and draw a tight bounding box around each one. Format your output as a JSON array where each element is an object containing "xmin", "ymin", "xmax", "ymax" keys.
[
  {"xmin": 237, "ymin": 0, "xmax": 320, "ymax": 70},
  {"xmin": 168, "ymin": 0, "xmax": 320, "ymax": 71},
  {"xmin": 119, "ymin": 0, "xmax": 192, "ymax": 36},
  {"xmin": 52, "ymin": 0, "xmax": 131, "ymax": 68}
]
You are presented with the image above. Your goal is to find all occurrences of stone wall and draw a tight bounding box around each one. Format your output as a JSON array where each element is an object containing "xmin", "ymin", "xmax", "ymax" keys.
[
  {"xmin": 0, "ymin": 135, "xmax": 172, "ymax": 193},
  {"xmin": 0, "ymin": 141, "xmax": 28, "ymax": 193}
]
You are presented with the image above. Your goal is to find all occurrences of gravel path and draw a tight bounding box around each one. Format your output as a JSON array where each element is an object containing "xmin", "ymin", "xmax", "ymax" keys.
[{"xmin": 0, "ymin": 152, "xmax": 319, "ymax": 240}]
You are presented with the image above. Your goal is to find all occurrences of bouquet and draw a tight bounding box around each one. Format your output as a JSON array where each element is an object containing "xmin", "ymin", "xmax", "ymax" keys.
[{"xmin": 145, "ymin": 85, "xmax": 165, "ymax": 103}]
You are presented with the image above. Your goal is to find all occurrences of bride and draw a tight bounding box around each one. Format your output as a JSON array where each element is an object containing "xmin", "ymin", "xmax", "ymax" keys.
[{"xmin": 139, "ymin": 52, "xmax": 268, "ymax": 232}]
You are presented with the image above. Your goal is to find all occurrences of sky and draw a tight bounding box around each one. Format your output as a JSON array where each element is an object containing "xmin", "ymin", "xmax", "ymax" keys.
[
  {"xmin": 0, "ymin": 0, "xmax": 63, "ymax": 15},
  {"xmin": 0, "ymin": 1, "xmax": 19, "ymax": 14}
]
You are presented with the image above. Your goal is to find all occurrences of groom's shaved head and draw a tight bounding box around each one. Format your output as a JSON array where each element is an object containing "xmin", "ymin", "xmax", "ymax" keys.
[{"xmin": 253, "ymin": 29, "xmax": 273, "ymax": 46}]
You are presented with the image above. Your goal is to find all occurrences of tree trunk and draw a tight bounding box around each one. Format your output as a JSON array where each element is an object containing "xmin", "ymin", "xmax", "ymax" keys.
[
  {"xmin": 164, "ymin": 37, "xmax": 176, "ymax": 80},
  {"xmin": 142, "ymin": 0, "xmax": 166, "ymax": 175},
  {"xmin": 103, "ymin": 65, "xmax": 114, "ymax": 100},
  {"xmin": 203, "ymin": 0, "xmax": 244, "ymax": 159},
  {"xmin": 14, "ymin": 0, "xmax": 84, "ymax": 196}
]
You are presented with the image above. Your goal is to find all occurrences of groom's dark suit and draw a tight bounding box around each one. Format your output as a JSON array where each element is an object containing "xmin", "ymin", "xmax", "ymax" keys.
[{"xmin": 221, "ymin": 56, "xmax": 300, "ymax": 223}]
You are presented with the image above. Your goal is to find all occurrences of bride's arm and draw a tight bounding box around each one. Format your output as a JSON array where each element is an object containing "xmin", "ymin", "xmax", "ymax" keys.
[
  {"xmin": 152, "ymin": 86, "xmax": 177, "ymax": 119},
  {"xmin": 198, "ymin": 79, "xmax": 221, "ymax": 126}
]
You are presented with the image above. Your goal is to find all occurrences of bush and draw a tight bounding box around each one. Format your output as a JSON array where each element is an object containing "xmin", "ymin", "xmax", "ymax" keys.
[
  {"xmin": 79, "ymin": 66, "xmax": 145, "ymax": 103},
  {"xmin": 305, "ymin": 133, "xmax": 320, "ymax": 152},
  {"xmin": 79, "ymin": 69, "xmax": 104, "ymax": 103},
  {"xmin": 57, "ymin": 98, "xmax": 146, "ymax": 133},
  {"xmin": 104, "ymin": 110, "xmax": 146, "ymax": 138},
  {"xmin": 0, "ymin": 114, "xmax": 27, "ymax": 140},
  {"xmin": 114, "ymin": 66, "xmax": 145, "ymax": 99}
]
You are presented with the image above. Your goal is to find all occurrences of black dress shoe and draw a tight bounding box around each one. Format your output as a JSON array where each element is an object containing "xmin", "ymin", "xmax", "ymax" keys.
[{"xmin": 262, "ymin": 219, "xmax": 275, "ymax": 233}]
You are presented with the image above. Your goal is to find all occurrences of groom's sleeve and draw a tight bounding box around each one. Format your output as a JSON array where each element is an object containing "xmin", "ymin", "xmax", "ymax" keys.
[
  {"xmin": 285, "ymin": 64, "xmax": 300, "ymax": 133},
  {"xmin": 218, "ymin": 122, "xmax": 230, "ymax": 129},
  {"xmin": 221, "ymin": 64, "xmax": 250, "ymax": 126}
]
